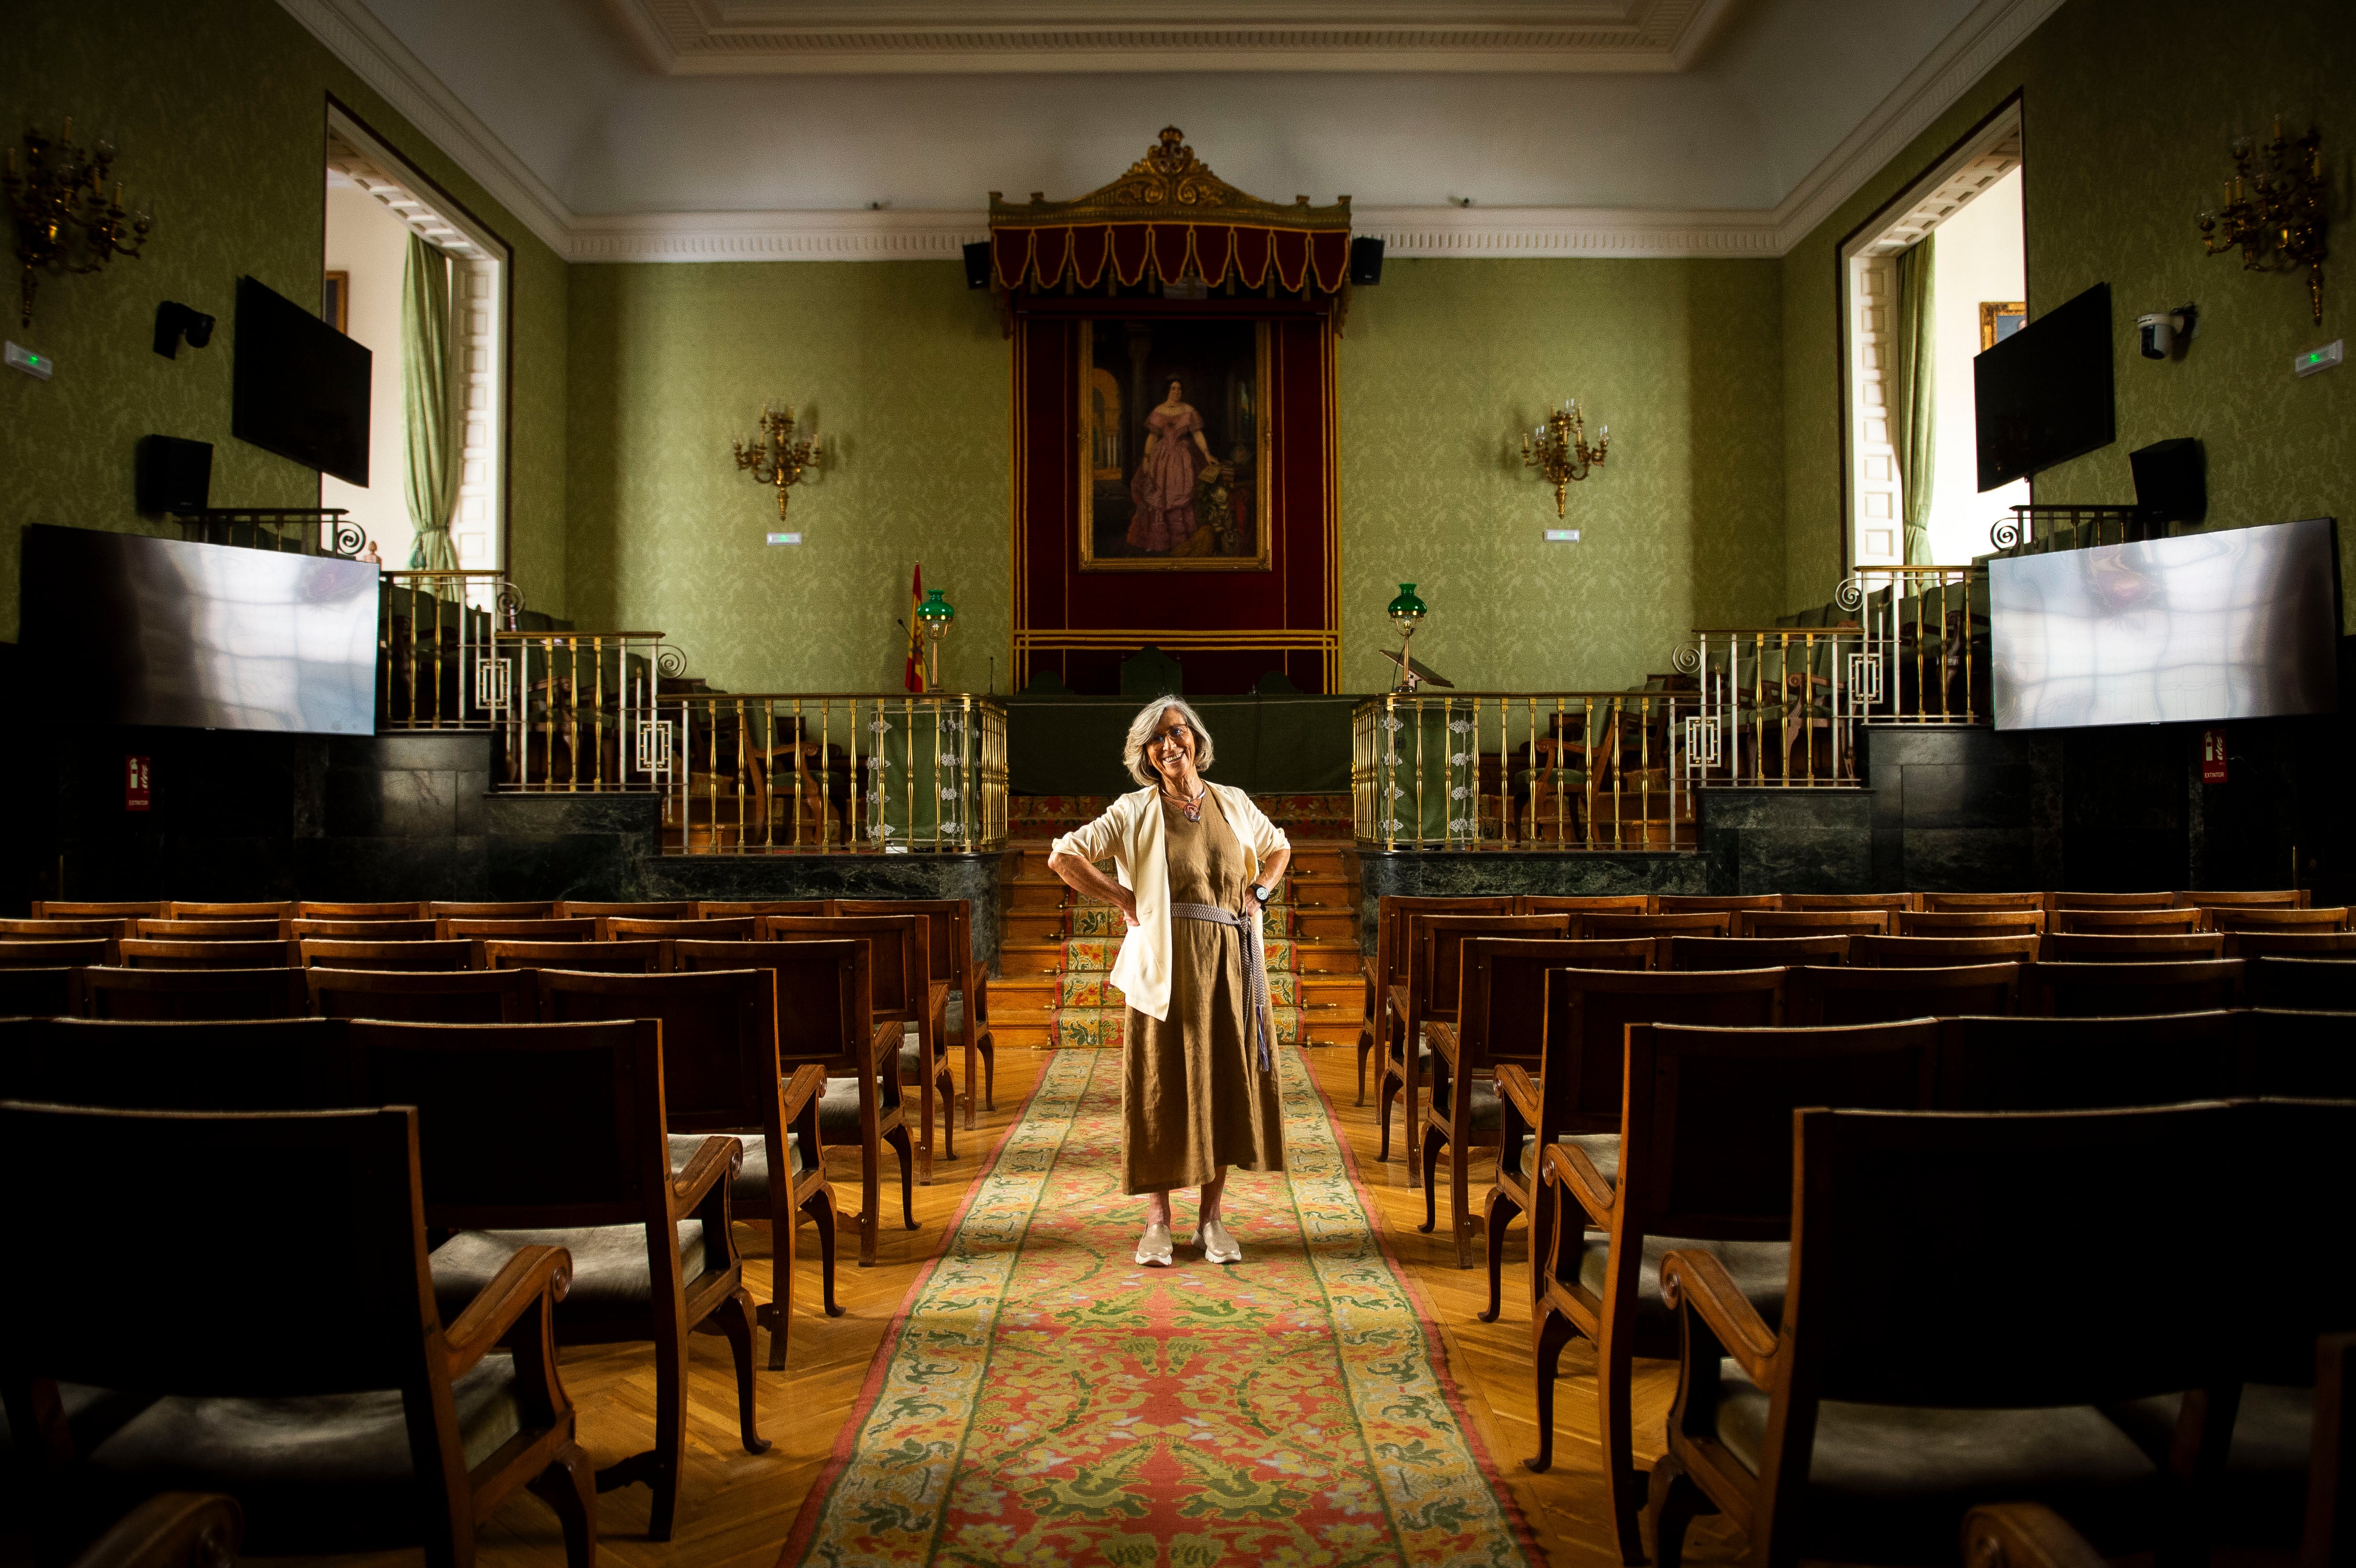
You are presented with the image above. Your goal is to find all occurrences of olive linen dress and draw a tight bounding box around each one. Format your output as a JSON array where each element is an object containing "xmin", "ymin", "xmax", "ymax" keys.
[{"xmin": 1120, "ymin": 792, "xmax": 1286, "ymax": 1195}]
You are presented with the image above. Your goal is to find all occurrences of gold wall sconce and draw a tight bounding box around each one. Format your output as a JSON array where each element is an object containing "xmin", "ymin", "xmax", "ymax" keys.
[
  {"xmin": 732, "ymin": 403, "xmax": 822, "ymax": 519},
  {"xmin": 4, "ymin": 116, "xmax": 153, "ymax": 328},
  {"xmin": 1520, "ymin": 398, "xmax": 1608, "ymax": 517},
  {"xmin": 2198, "ymin": 117, "xmax": 2327, "ymax": 324}
]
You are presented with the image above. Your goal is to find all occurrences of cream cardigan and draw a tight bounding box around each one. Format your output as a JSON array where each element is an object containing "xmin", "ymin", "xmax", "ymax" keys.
[{"xmin": 1049, "ymin": 782, "xmax": 1291, "ymax": 1024}]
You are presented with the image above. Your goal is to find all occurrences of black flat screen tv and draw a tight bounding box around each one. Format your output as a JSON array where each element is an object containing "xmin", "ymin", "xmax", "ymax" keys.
[
  {"xmin": 231, "ymin": 274, "xmax": 371, "ymax": 485},
  {"xmin": 20, "ymin": 525, "xmax": 380, "ymax": 735},
  {"xmin": 1990, "ymin": 516, "xmax": 2339, "ymax": 731},
  {"xmin": 1974, "ymin": 281, "xmax": 2114, "ymax": 490}
]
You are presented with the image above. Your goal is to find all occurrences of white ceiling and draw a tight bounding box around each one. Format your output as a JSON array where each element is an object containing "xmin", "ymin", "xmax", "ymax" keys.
[{"xmin": 281, "ymin": 0, "xmax": 2062, "ymax": 261}]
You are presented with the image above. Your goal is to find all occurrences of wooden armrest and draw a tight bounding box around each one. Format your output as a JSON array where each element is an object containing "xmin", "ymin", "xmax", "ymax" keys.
[
  {"xmin": 1426, "ymin": 1019, "xmax": 1460, "ymax": 1067},
  {"xmin": 65, "ymin": 1492, "xmax": 243, "ymax": 1568},
  {"xmin": 1658, "ymin": 1248, "xmax": 1780, "ymax": 1384},
  {"xmin": 1385, "ymin": 981, "xmax": 1410, "ymax": 1022},
  {"xmin": 1961, "ymin": 1504, "xmax": 2113, "ymax": 1568},
  {"xmin": 1540, "ymin": 1140, "xmax": 1617, "ymax": 1227},
  {"xmin": 443, "ymin": 1243, "xmax": 572, "ymax": 1377},
  {"xmin": 870, "ymin": 1019, "xmax": 901, "ymax": 1067},
  {"xmin": 1496, "ymin": 1064, "xmax": 1541, "ymax": 1122},
  {"xmin": 781, "ymin": 1062, "xmax": 829, "ymax": 1119},
  {"xmin": 927, "ymin": 979, "xmax": 949, "ymax": 1024},
  {"xmin": 671, "ymin": 1134, "xmax": 743, "ymax": 1210}
]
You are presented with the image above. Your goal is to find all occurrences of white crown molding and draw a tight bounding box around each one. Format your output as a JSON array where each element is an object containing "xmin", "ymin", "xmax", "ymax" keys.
[
  {"xmin": 567, "ymin": 208, "xmax": 992, "ymax": 263},
  {"xmin": 1360, "ymin": 205, "xmax": 1778, "ymax": 259},
  {"xmin": 1766, "ymin": 0, "xmax": 2065, "ymax": 253},
  {"xmin": 275, "ymin": 0, "xmax": 575, "ymax": 256}
]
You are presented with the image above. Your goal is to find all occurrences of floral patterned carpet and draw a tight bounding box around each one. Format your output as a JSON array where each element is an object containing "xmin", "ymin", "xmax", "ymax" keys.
[{"xmin": 780, "ymin": 1046, "xmax": 1544, "ymax": 1568}]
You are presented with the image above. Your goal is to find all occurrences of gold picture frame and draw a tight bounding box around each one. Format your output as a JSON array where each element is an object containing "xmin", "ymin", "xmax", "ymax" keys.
[
  {"xmin": 1078, "ymin": 317, "xmax": 1274, "ymax": 571},
  {"xmin": 323, "ymin": 270, "xmax": 349, "ymax": 333},
  {"xmin": 1979, "ymin": 299, "xmax": 2026, "ymax": 350}
]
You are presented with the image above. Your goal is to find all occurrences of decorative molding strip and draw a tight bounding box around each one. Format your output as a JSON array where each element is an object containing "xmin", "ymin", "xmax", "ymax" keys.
[
  {"xmin": 1358, "ymin": 206, "xmax": 1779, "ymax": 260},
  {"xmin": 567, "ymin": 209, "xmax": 989, "ymax": 263},
  {"xmin": 1767, "ymin": 0, "xmax": 2065, "ymax": 252}
]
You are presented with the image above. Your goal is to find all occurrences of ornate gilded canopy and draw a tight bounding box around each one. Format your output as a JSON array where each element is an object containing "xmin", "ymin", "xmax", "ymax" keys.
[{"xmin": 989, "ymin": 127, "xmax": 1353, "ymax": 295}]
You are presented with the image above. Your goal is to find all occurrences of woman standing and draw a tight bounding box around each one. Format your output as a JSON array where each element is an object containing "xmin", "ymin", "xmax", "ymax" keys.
[
  {"xmin": 1125, "ymin": 377, "xmax": 1215, "ymax": 553},
  {"xmin": 1047, "ymin": 697, "xmax": 1291, "ymax": 1265}
]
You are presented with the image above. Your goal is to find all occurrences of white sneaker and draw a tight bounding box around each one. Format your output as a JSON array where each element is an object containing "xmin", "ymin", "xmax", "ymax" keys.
[
  {"xmin": 1195, "ymin": 1218, "xmax": 1242, "ymax": 1264},
  {"xmin": 1135, "ymin": 1223, "xmax": 1174, "ymax": 1266}
]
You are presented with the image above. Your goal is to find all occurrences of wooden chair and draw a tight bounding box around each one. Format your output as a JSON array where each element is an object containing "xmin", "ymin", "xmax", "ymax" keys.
[
  {"xmin": 1419, "ymin": 936, "xmax": 1613, "ymax": 1270},
  {"xmin": 838, "ymin": 898, "xmax": 994, "ymax": 1128},
  {"xmin": 1646, "ymin": 1101, "xmax": 2296, "ymax": 1568},
  {"xmin": 2054, "ymin": 907, "xmax": 2204, "ymax": 934},
  {"xmin": 1544, "ymin": 1018, "xmax": 1940, "ymax": 1561},
  {"xmin": 762, "ymin": 914, "xmax": 951, "ymax": 1182},
  {"xmin": 344, "ymin": 1017, "xmax": 760, "ymax": 1543},
  {"xmin": 2049, "ymin": 890, "xmax": 2180, "ymax": 910},
  {"xmin": 1778, "ymin": 893, "xmax": 1915, "ymax": 912},
  {"xmin": 1788, "ymin": 961, "xmax": 2018, "ymax": 1025},
  {"xmin": 0, "ymin": 968, "xmax": 79, "ymax": 1019},
  {"xmin": 674, "ymin": 938, "xmax": 915, "ymax": 1267},
  {"xmin": 532, "ymin": 967, "xmax": 835, "ymax": 1370},
  {"xmin": 438, "ymin": 917, "xmax": 597, "ymax": 947},
  {"xmin": 0, "ymin": 1016, "xmax": 360, "ymax": 1110},
  {"xmin": 289, "ymin": 917, "xmax": 441, "ymax": 942},
  {"xmin": 1585, "ymin": 912, "xmax": 1735, "ymax": 941},
  {"xmin": 57, "ymin": 1490, "xmax": 244, "ymax": 1568},
  {"xmin": 133, "ymin": 919, "xmax": 286, "ymax": 943},
  {"xmin": 0, "ymin": 1100, "xmax": 591, "ymax": 1568},
  {"xmin": 0, "ymin": 917, "xmax": 130, "ymax": 962},
  {"xmin": 1917, "ymin": 891, "xmax": 2045, "ymax": 912},
  {"xmin": 697, "ymin": 900, "xmax": 829, "ymax": 918},
  {"xmin": 601, "ymin": 916, "xmax": 756, "ymax": 966},
  {"xmin": 1851, "ymin": 933, "xmax": 2043, "ymax": 968},
  {"xmin": 0, "ymin": 938, "xmax": 109, "ymax": 969},
  {"xmin": 31, "ymin": 901, "xmax": 165, "ymax": 919},
  {"xmin": 1666, "ymin": 936, "xmax": 1848, "ymax": 971},
  {"xmin": 1736, "ymin": 909, "xmax": 1890, "ymax": 938},
  {"xmin": 2205, "ymin": 905, "xmax": 2352, "ymax": 933},
  {"xmin": 2177, "ymin": 887, "xmax": 2308, "ymax": 912},
  {"xmin": 1656, "ymin": 895, "xmax": 1781, "ymax": 914},
  {"xmin": 2247, "ymin": 956, "xmax": 2356, "ymax": 1012},
  {"xmin": 306, "ymin": 967, "xmax": 535, "ymax": 1023},
  {"xmin": 2022, "ymin": 959, "xmax": 2246, "ymax": 1016},
  {"xmin": 2237, "ymin": 1008, "xmax": 2356, "ymax": 1098},
  {"xmin": 1366, "ymin": 896, "xmax": 1513, "ymax": 1107},
  {"xmin": 1521, "ymin": 895, "xmax": 1653, "ymax": 917},
  {"xmin": 482, "ymin": 940, "xmax": 664, "ymax": 974},
  {"xmin": 80, "ymin": 967, "xmax": 307, "ymax": 1020},
  {"xmin": 118, "ymin": 940, "xmax": 298, "ymax": 971},
  {"xmin": 1391, "ymin": 913, "xmax": 1571, "ymax": 1179},
  {"xmin": 296, "ymin": 899, "xmax": 425, "ymax": 919},
  {"xmin": 300, "ymin": 938, "xmax": 473, "ymax": 972},
  {"xmin": 1933, "ymin": 1012, "xmax": 2239, "ymax": 1110},
  {"xmin": 1898, "ymin": 909, "xmax": 2046, "ymax": 936},
  {"xmin": 427, "ymin": 900, "xmax": 556, "ymax": 919},
  {"xmin": 2041, "ymin": 932, "xmax": 2225, "ymax": 962},
  {"xmin": 554, "ymin": 900, "xmax": 695, "ymax": 920},
  {"xmin": 1515, "ymin": 967, "xmax": 1786, "ymax": 1474},
  {"xmin": 165, "ymin": 901, "xmax": 295, "ymax": 933},
  {"xmin": 2224, "ymin": 929, "xmax": 2356, "ymax": 960}
]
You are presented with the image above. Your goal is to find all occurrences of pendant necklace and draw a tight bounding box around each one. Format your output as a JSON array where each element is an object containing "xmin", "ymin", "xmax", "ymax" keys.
[{"xmin": 1167, "ymin": 784, "xmax": 1206, "ymax": 823}]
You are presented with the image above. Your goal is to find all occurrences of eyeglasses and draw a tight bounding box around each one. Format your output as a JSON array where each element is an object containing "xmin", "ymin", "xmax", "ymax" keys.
[{"xmin": 1149, "ymin": 728, "xmax": 1192, "ymax": 750}]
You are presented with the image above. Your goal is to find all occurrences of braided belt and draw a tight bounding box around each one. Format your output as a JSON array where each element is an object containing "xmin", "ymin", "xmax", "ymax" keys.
[{"xmin": 1169, "ymin": 901, "xmax": 1272, "ymax": 1072}]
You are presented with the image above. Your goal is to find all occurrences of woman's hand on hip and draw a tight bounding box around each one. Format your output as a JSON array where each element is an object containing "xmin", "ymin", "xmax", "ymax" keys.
[{"xmin": 1116, "ymin": 891, "xmax": 1140, "ymax": 928}]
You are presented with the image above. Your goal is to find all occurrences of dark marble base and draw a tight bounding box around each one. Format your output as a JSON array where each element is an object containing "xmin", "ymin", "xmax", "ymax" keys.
[
  {"xmin": 1697, "ymin": 790, "xmax": 1875, "ymax": 895},
  {"xmin": 1860, "ymin": 728, "xmax": 2046, "ymax": 893},
  {"xmin": 1353, "ymin": 850, "xmax": 1708, "ymax": 953}
]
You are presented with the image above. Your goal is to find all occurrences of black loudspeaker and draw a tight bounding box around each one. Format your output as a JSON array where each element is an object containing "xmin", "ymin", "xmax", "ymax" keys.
[
  {"xmin": 135, "ymin": 435, "xmax": 214, "ymax": 516},
  {"xmin": 2130, "ymin": 437, "xmax": 2205, "ymax": 525},
  {"xmin": 962, "ymin": 241, "xmax": 992, "ymax": 290},
  {"xmin": 1349, "ymin": 236, "xmax": 1385, "ymax": 286}
]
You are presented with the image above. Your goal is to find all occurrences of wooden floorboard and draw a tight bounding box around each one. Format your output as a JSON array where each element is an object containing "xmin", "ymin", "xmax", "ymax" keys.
[{"xmin": 228, "ymin": 1046, "xmax": 1749, "ymax": 1568}]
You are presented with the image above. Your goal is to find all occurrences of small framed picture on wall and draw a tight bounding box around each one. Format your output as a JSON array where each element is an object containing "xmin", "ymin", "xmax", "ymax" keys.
[
  {"xmin": 323, "ymin": 271, "xmax": 349, "ymax": 334},
  {"xmin": 1980, "ymin": 300, "xmax": 2026, "ymax": 350}
]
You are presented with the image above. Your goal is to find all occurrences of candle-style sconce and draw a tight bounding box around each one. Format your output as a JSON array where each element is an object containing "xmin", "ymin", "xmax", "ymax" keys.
[
  {"xmin": 732, "ymin": 403, "xmax": 821, "ymax": 519},
  {"xmin": 1520, "ymin": 398, "xmax": 1608, "ymax": 517},
  {"xmin": 2197, "ymin": 116, "xmax": 2328, "ymax": 324},
  {"xmin": 3, "ymin": 115, "xmax": 154, "ymax": 328}
]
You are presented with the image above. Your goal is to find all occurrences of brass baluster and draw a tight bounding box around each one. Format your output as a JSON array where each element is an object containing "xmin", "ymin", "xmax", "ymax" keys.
[
  {"xmin": 905, "ymin": 695, "xmax": 916, "ymax": 852},
  {"xmin": 1412, "ymin": 692, "xmax": 1426, "ymax": 849},
  {"xmin": 430, "ymin": 585, "xmax": 445, "ymax": 729}
]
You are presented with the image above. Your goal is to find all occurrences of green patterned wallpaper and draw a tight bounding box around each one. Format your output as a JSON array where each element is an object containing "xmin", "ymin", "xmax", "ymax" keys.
[
  {"xmin": 0, "ymin": 0, "xmax": 570, "ymax": 641},
  {"xmin": 565, "ymin": 262, "xmax": 1009, "ymax": 693},
  {"xmin": 1338, "ymin": 258, "xmax": 1786, "ymax": 691},
  {"xmin": 1780, "ymin": 0, "xmax": 2356, "ymax": 622}
]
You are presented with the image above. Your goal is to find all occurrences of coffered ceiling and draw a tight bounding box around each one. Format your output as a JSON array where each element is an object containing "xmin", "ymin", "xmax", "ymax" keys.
[{"xmin": 602, "ymin": 0, "xmax": 1740, "ymax": 74}]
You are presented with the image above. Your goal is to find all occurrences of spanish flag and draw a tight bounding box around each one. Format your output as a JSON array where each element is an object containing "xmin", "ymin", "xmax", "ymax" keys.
[{"xmin": 903, "ymin": 563, "xmax": 924, "ymax": 693}]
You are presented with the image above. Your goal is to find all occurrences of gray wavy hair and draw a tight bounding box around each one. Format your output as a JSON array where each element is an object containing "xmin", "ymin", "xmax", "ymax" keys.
[{"xmin": 1122, "ymin": 695, "xmax": 1215, "ymax": 787}]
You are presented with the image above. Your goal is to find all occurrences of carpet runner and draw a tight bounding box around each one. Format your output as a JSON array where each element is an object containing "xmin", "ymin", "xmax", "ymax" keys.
[
  {"xmin": 780, "ymin": 1046, "xmax": 1544, "ymax": 1568},
  {"xmin": 1048, "ymin": 877, "xmax": 1309, "ymax": 1050}
]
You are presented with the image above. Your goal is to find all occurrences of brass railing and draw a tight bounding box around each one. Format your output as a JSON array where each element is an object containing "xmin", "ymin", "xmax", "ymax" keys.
[
  {"xmin": 1836, "ymin": 566, "xmax": 1989, "ymax": 725},
  {"xmin": 1990, "ymin": 503, "xmax": 2141, "ymax": 553},
  {"xmin": 1352, "ymin": 692, "xmax": 1696, "ymax": 852},
  {"xmin": 380, "ymin": 571, "xmax": 521, "ymax": 730},
  {"xmin": 491, "ymin": 632, "xmax": 670, "ymax": 792},
  {"xmin": 657, "ymin": 693, "xmax": 1008, "ymax": 854},
  {"xmin": 1677, "ymin": 628, "xmax": 1865, "ymax": 787}
]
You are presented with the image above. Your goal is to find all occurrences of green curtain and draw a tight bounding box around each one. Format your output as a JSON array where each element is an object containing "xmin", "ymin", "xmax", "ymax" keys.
[
  {"xmin": 401, "ymin": 233, "xmax": 460, "ymax": 570},
  {"xmin": 1891, "ymin": 235, "xmax": 1936, "ymax": 566}
]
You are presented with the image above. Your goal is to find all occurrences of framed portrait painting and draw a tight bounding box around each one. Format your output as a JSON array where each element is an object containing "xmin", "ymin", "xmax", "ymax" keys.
[{"xmin": 1079, "ymin": 317, "xmax": 1273, "ymax": 571}]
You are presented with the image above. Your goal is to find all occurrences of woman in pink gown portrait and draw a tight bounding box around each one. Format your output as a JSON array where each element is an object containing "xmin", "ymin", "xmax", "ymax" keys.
[{"xmin": 1126, "ymin": 378, "xmax": 1215, "ymax": 553}]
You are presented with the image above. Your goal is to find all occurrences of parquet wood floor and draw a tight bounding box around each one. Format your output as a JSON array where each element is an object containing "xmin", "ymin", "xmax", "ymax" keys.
[{"xmin": 220, "ymin": 1046, "xmax": 1747, "ymax": 1568}]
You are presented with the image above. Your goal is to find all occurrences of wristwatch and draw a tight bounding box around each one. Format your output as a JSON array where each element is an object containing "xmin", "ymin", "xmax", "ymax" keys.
[{"xmin": 1249, "ymin": 883, "xmax": 1273, "ymax": 905}]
